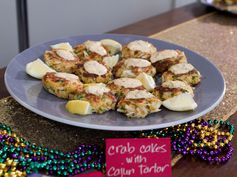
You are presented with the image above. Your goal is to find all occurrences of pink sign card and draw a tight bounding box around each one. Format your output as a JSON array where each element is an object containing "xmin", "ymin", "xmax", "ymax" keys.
[{"xmin": 106, "ymin": 138, "xmax": 172, "ymax": 177}]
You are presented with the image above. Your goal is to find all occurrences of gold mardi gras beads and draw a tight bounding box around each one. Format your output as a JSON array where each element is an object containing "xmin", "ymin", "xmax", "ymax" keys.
[{"xmin": 0, "ymin": 159, "xmax": 26, "ymax": 177}]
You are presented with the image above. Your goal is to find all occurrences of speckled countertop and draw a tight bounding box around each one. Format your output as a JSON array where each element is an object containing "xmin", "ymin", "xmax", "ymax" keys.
[{"xmin": 152, "ymin": 12, "xmax": 237, "ymax": 121}]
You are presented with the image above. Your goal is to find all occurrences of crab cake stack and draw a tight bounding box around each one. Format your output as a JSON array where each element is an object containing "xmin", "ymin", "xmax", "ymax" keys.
[
  {"xmin": 159, "ymin": 63, "xmax": 201, "ymax": 112},
  {"xmin": 71, "ymin": 83, "xmax": 117, "ymax": 114},
  {"xmin": 74, "ymin": 40, "xmax": 108, "ymax": 62},
  {"xmin": 150, "ymin": 49, "xmax": 187, "ymax": 73},
  {"xmin": 153, "ymin": 80, "xmax": 193, "ymax": 101},
  {"xmin": 107, "ymin": 78, "xmax": 145, "ymax": 98},
  {"xmin": 42, "ymin": 72, "xmax": 83, "ymax": 99},
  {"xmin": 74, "ymin": 60, "xmax": 113, "ymax": 84},
  {"xmin": 113, "ymin": 58, "xmax": 156, "ymax": 78},
  {"xmin": 122, "ymin": 40, "xmax": 157, "ymax": 60},
  {"xmin": 44, "ymin": 43, "xmax": 81, "ymax": 73},
  {"xmin": 117, "ymin": 90, "xmax": 161, "ymax": 118},
  {"xmin": 162, "ymin": 63, "xmax": 201, "ymax": 86}
]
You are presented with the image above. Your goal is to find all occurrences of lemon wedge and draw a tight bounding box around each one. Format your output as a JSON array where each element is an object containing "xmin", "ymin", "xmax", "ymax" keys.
[
  {"xmin": 66, "ymin": 100, "xmax": 92, "ymax": 115},
  {"xmin": 103, "ymin": 54, "xmax": 119, "ymax": 68},
  {"xmin": 136, "ymin": 72, "xmax": 156, "ymax": 91},
  {"xmin": 26, "ymin": 59, "xmax": 55, "ymax": 79},
  {"xmin": 162, "ymin": 93, "xmax": 197, "ymax": 111},
  {"xmin": 100, "ymin": 39, "xmax": 122, "ymax": 55},
  {"xmin": 51, "ymin": 42, "xmax": 73, "ymax": 51}
]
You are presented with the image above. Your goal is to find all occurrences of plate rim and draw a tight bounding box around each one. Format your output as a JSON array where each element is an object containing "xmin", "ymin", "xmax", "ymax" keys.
[{"xmin": 4, "ymin": 34, "xmax": 226, "ymax": 131}]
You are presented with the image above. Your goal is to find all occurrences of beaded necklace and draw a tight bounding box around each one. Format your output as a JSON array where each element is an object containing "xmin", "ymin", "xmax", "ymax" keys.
[
  {"xmin": 0, "ymin": 124, "xmax": 104, "ymax": 177},
  {"xmin": 139, "ymin": 119, "xmax": 234, "ymax": 164},
  {"xmin": 0, "ymin": 119, "xmax": 234, "ymax": 176}
]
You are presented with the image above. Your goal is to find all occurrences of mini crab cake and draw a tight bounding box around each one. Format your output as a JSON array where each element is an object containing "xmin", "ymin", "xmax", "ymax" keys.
[
  {"xmin": 42, "ymin": 72, "xmax": 83, "ymax": 99},
  {"xmin": 72, "ymin": 83, "xmax": 117, "ymax": 113},
  {"xmin": 162, "ymin": 63, "xmax": 201, "ymax": 86},
  {"xmin": 117, "ymin": 90, "xmax": 161, "ymax": 118},
  {"xmin": 150, "ymin": 50, "xmax": 187, "ymax": 73},
  {"xmin": 107, "ymin": 78, "xmax": 145, "ymax": 98},
  {"xmin": 113, "ymin": 58, "xmax": 156, "ymax": 78},
  {"xmin": 74, "ymin": 40, "xmax": 108, "ymax": 61},
  {"xmin": 153, "ymin": 80, "xmax": 193, "ymax": 101},
  {"xmin": 122, "ymin": 40, "xmax": 157, "ymax": 60},
  {"xmin": 44, "ymin": 49, "xmax": 80, "ymax": 73},
  {"xmin": 74, "ymin": 60, "xmax": 112, "ymax": 84}
]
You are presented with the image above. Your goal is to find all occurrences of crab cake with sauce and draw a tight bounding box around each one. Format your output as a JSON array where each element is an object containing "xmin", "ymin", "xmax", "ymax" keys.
[
  {"xmin": 74, "ymin": 40, "xmax": 108, "ymax": 61},
  {"xmin": 42, "ymin": 72, "xmax": 83, "ymax": 99},
  {"xmin": 122, "ymin": 40, "xmax": 157, "ymax": 60},
  {"xmin": 162, "ymin": 63, "xmax": 201, "ymax": 86},
  {"xmin": 150, "ymin": 50, "xmax": 187, "ymax": 73},
  {"xmin": 74, "ymin": 60, "xmax": 112, "ymax": 84},
  {"xmin": 117, "ymin": 90, "xmax": 161, "ymax": 118},
  {"xmin": 44, "ymin": 43, "xmax": 80, "ymax": 73},
  {"xmin": 107, "ymin": 78, "xmax": 145, "ymax": 98},
  {"xmin": 153, "ymin": 80, "xmax": 193, "ymax": 101},
  {"xmin": 72, "ymin": 83, "xmax": 117, "ymax": 113},
  {"xmin": 113, "ymin": 58, "xmax": 156, "ymax": 78}
]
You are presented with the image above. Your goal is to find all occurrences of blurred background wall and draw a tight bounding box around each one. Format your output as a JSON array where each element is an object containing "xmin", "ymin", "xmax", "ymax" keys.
[{"xmin": 0, "ymin": 0, "xmax": 196, "ymax": 67}]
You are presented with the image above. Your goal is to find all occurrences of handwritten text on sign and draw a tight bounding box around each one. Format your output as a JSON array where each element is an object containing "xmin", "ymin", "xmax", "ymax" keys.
[{"xmin": 106, "ymin": 138, "xmax": 172, "ymax": 177}]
